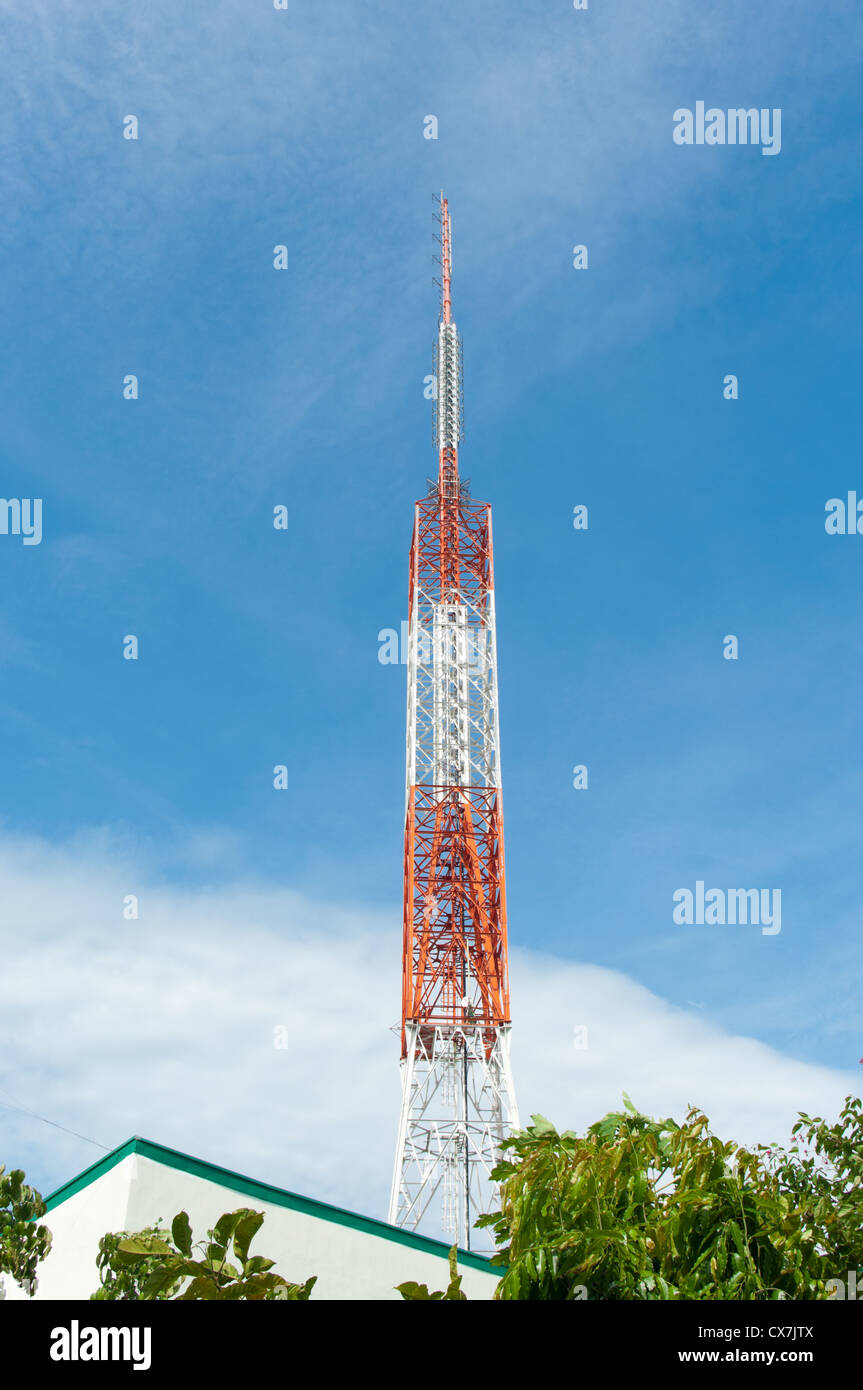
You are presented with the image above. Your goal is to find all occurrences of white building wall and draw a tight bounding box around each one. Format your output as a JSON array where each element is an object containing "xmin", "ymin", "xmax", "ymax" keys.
[
  {"xmin": 3, "ymin": 1150, "xmax": 500, "ymax": 1302},
  {"xmin": 125, "ymin": 1155, "xmax": 498, "ymax": 1301}
]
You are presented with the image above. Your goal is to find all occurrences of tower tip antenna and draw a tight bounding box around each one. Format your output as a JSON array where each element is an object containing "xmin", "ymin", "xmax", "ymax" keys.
[{"xmin": 439, "ymin": 192, "xmax": 452, "ymax": 325}]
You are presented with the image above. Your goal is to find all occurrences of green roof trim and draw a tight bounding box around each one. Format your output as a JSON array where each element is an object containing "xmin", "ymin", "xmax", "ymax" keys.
[
  {"xmin": 43, "ymin": 1135, "xmax": 500, "ymax": 1277},
  {"xmin": 43, "ymin": 1138, "xmax": 137, "ymax": 1214}
]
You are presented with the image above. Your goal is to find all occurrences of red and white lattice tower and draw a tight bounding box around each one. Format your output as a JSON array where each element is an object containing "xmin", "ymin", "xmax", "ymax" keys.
[{"xmin": 388, "ymin": 195, "xmax": 519, "ymax": 1249}]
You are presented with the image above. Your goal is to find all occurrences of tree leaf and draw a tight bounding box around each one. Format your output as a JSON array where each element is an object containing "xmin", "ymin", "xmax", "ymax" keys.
[
  {"xmin": 232, "ymin": 1210, "xmax": 264, "ymax": 1267},
  {"xmin": 172, "ymin": 1212, "xmax": 193, "ymax": 1257}
]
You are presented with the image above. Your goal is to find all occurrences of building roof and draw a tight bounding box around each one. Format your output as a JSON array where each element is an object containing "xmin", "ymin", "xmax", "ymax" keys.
[{"xmin": 44, "ymin": 1135, "xmax": 498, "ymax": 1275}]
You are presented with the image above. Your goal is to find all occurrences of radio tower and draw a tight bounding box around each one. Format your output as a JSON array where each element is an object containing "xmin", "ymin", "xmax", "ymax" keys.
[{"xmin": 388, "ymin": 195, "xmax": 519, "ymax": 1249}]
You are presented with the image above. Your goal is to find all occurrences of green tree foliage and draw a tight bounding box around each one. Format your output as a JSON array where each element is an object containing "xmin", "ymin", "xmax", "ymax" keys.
[
  {"xmin": 766, "ymin": 1093, "xmax": 863, "ymax": 1290},
  {"xmin": 0, "ymin": 1165, "xmax": 52, "ymax": 1297},
  {"xmin": 478, "ymin": 1097, "xmax": 853, "ymax": 1300},
  {"xmin": 113, "ymin": 1208, "xmax": 316, "ymax": 1300},
  {"xmin": 91, "ymin": 1223, "xmax": 182, "ymax": 1300},
  {"xmin": 396, "ymin": 1244, "xmax": 467, "ymax": 1300}
]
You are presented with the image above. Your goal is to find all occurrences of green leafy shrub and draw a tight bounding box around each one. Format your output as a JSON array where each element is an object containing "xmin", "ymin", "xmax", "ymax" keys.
[
  {"xmin": 112, "ymin": 1207, "xmax": 316, "ymax": 1300},
  {"xmin": 0, "ymin": 1165, "xmax": 52, "ymax": 1297},
  {"xmin": 91, "ymin": 1222, "xmax": 181, "ymax": 1300},
  {"xmin": 479, "ymin": 1096, "xmax": 854, "ymax": 1300}
]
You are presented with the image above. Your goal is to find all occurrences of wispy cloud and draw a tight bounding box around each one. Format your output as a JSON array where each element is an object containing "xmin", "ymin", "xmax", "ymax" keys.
[{"xmin": 0, "ymin": 830, "xmax": 854, "ymax": 1231}]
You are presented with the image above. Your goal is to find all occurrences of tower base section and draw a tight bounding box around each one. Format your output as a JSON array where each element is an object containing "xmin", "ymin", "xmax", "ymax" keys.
[{"xmin": 388, "ymin": 1022, "xmax": 518, "ymax": 1251}]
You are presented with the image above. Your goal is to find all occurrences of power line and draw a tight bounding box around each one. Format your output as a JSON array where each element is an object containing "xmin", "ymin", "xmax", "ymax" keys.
[{"xmin": 0, "ymin": 1090, "xmax": 110, "ymax": 1152}]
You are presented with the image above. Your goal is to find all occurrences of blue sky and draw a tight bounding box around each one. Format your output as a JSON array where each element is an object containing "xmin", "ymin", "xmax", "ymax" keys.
[{"xmin": 1, "ymin": 0, "xmax": 862, "ymax": 1208}]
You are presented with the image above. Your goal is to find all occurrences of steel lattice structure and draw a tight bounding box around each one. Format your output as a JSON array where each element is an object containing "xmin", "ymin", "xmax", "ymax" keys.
[{"xmin": 388, "ymin": 196, "xmax": 519, "ymax": 1250}]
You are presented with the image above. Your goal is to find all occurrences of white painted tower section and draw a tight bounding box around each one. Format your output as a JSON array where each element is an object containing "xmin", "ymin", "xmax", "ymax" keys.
[{"xmin": 389, "ymin": 286, "xmax": 518, "ymax": 1251}]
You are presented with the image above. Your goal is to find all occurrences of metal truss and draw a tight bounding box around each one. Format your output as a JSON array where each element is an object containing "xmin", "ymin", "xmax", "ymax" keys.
[
  {"xmin": 388, "ymin": 1023, "xmax": 518, "ymax": 1249},
  {"xmin": 391, "ymin": 195, "xmax": 518, "ymax": 1250}
]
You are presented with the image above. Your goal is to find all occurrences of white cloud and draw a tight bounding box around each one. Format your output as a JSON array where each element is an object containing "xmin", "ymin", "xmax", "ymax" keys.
[{"xmin": 0, "ymin": 830, "xmax": 855, "ymax": 1236}]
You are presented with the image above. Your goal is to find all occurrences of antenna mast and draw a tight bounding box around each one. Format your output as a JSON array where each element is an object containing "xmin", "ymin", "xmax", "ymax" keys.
[{"xmin": 388, "ymin": 196, "xmax": 519, "ymax": 1250}]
